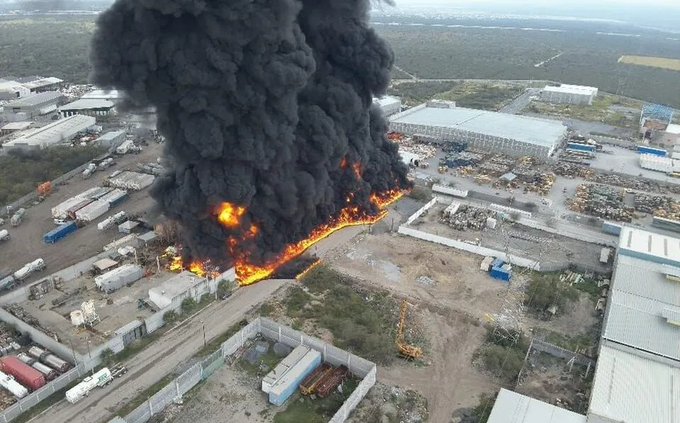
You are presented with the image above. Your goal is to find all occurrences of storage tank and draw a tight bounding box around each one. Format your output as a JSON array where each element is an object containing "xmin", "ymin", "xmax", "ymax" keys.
[
  {"xmin": 28, "ymin": 346, "xmax": 48, "ymax": 360},
  {"xmin": 94, "ymin": 264, "xmax": 144, "ymax": 293},
  {"xmin": 65, "ymin": 368, "xmax": 113, "ymax": 404},
  {"xmin": 13, "ymin": 259, "xmax": 45, "ymax": 281},
  {"xmin": 31, "ymin": 362, "xmax": 58, "ymax": 380},
  {"xmin": 268, "ymin": 349, "xmax": 322, "ymax": 406},
  {"xmin": 262, "ymin": 345, "xmax": 310, "ymax": 394},
  {"xmin": 0, "ymin": 370, "xmax": 28, "ymax": 399},
  {"xmin": 42, "ymin": 354, "xmax": 70, "ymax": 373},
  {"xmin": 0, "ymin": 356, "xmax": 46, "ymax": 391},
  {"xmin": 16, "ymin": 353, "xmax": 34, "ymax": 365}
]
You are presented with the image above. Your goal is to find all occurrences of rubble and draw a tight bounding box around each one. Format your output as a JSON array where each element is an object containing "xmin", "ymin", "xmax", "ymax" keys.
[{"xmin": 440, "ymin": 204, "xmax": 495, "ymax": 230}]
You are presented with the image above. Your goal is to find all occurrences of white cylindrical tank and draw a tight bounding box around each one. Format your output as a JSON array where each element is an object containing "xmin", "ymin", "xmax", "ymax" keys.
[
  {"xmin": 28, "ymin": 346, "xmax": 47, "ymax": 360},
  {"xmin": 16, "ymin": 353, "xmax": 34, "ymax": 365},
  {"xmin": 65, "ymin": 368, "xmax": 113, "ymax": 404},
  {"xmin": 0, "ymin": 370, "xmax": 28, "ymax": 399}
]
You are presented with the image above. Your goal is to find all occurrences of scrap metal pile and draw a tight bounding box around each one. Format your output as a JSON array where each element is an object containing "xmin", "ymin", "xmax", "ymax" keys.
[
  {"xmin": 553, "ymin": 161, "xmax": 596, "ymax": 179},
  {"xmin": 569, "ymin": 184, "xmax": 634, "ymax": 222},
  {"xmin": 635, "ymin": 193, "xmax": 680, "ymax": 219},
  {"xmin": 440, "ymin": 204, "xmax": 495, "ymax": 230},
  {"xmin": 4, "ymin": 305, "xmax": 57, "ymax": 339}
]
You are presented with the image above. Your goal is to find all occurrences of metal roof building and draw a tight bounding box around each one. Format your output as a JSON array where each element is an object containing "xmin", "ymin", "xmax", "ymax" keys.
[
  {"xmin": 389, "ymin": 103, "xmax": 566, "ymax": 158},
  {"xmin": 618, "ymin": 226, "xmax": 680, "ymax": 266},
  {"xmin": 373, "ymin": 95, "xmax": 402, "ymax": 116},
  {"xmin": 588, "ymin": 344, "xmax": 679, "ymax": 423},
  {"xmin": 81, "ymin": 89, "xmax": 124, "ymax": 102},
  {"xmin": 19, "ymin": 76, "xmax": 63, "ymax": 93},
  {"xmin": 3, "ymin": 115, "xmax": 96, "ymax": 150},
  {"xmin": 3, "ymin": 91, "xmax": 63, "ymax": 117},
  {"xmin": 487, "ymin": 389, "xmax": 586, "ymax": 423},
  {"xmin": 148, "ymin": 271, "xmax": 206, "ymax": 309},
  {"xmin": 60, "ymin": 99, "xmax": 116, "ymax": 117},
  {"xmin": 540, "ymin": 84, "xmax": 599, "ymax": 106}
]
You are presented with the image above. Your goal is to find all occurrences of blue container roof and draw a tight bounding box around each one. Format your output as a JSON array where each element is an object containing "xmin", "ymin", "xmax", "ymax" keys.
[{"xmin": 45, "ymin": 221, "xmax": 76, "ymax": 237}]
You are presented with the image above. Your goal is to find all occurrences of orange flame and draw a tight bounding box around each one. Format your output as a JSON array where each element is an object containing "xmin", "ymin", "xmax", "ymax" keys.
[
  {"xmin": 168, "ymin": 256, "xmax": 219, "ymax": 279},
  {"xmin": 217, "ymin": 202, "xmax": 246, "ymax": 228},
  {"xmin": 296, "ymin": 259, "xmax": 322, "ymax": 281},
  {"xmin": 352, "ymin": 162, "xmax": 363, "ymax": 179},
  {"xmin": 233, "ymin": 189, "xmax": 404, "ymax": 285}
]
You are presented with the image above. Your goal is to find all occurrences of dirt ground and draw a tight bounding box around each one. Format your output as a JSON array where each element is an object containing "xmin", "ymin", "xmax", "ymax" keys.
[
  {"xmin": 327, "ymin": 233, "xmax": 508, "ymax": 422},
  {"xmin": 16, "ymin": 268, "xmax": 185, "ymax": 353},
  {"xmin": 414, "ymin": 202, "xmax": 611, "ymax": 273},
  {"xmin": 0, "ymin": 142, "xmax": 164, "ymax": 285}
]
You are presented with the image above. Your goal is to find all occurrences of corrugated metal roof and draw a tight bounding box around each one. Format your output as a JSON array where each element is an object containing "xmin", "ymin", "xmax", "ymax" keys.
[
  {"xmin": 619, "ymin": 226, "xmax": 680, "ymax": 265},
  {"xmin": 148, "ymin": 271, "xmax": 205, "ymax": 300},
  {"xmin": 60, "ymin": 99, "xmax": 115, "ymax": 110},
  {"xmin": 0, "ymin": 121, "xmax": 32, "ymax": 131},
  {"xmin": 613, "ymin": 255, "xmax": 680, "ymax": 307},
  {"xmin": 390, "ymin": 105, "xmax": 566, "ymax": 148},
  {"xmin": 4, "ymin": 115, "xmax": 96, "ymax": 147},
  {"xmin": 589, "ymin": 344, "xmax": 679, "ymax": 423},
  {"xmin": 5, "ymin": 91, "xmax": 62, "ymax": 108},
  {"xmin": 603, "ymin": 290, "xmax": 680, "ymax": 361},
  {"xmin": 487, "ymin": 389, "xmax": 586, "ymax": 423},
  {"xmin": 373, "ymin": 95, "xmax": 401, "ymax": 108}
]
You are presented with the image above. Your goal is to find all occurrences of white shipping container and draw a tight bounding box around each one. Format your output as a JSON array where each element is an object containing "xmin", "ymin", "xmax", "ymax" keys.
[
  {"xmin": 432, "ymin": 184, "xmax": 469, "ymax": 198},
  {"xmin": 0, "ymin": 370, "xmax": 28, "ymax": 399},
  {"xmin": 268, "ymin": 349, "xmax": 322, "ymax": 406},
  {"xmin": 98, "ymin": 189, "xmax": 127, "ymax": 205},
  {"xmin": 75, "ymin": 200, "xmax": 110, "ymax": 223},
  {"xmin": 262, "ymin": 345, "xmax": 310, "ymax": 394},
  {"xmin": 640, "ymin": 154, "xmax": 673, "ymax": 173},
  {"xmin": 103, "ymin": 234, "xmax": 138, "ymax": 251},
  {"xmin": 51, "ymin": 196, "xmax": 87, "ymax": 219},
  {"xmin": 94, "ymin": 264, "xmax": 144, "ymax": 293}
]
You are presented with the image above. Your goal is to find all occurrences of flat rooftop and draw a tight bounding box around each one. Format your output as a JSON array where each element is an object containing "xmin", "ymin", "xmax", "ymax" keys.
[
  {"xmin": 543, "ymin": 84, "xmax": 598, "ymax": 95},
  {"xmin": 390, "ymin": 105, "xmax": 567, "ymax": 148},
  {"xmin": 1, "ymin": 121, "xmax": 32, "ymax": 131},
  {"xmin": 148, "ymin": 271, "xmax": 205, "ymax": 300},
  {"xmin": 589, "ymin": 344, "xmax": 679, "ymax": 423},
  {"xmin": 618, "ymin": 226, "xmax": 680, "ymax": 266},
  {"xmin": 81, "ymin": 89, "xmax": 123, "ymax": 101},
  {"xmin": 5, "ymin": 91, "xmax": 62, "ymax": 108},
  {"xmin": 487, "ymin": 388, "xmax": 586, "ymax": 423},
  {"xmin": 4, "ymin": 115, "xmax": 96, "ymax": 147},
  {"xmin": 373, "ymin": 95, "xmax": 401, "ymax": 107},
  {"xmin": 60, "ymin": 99, "xmax": 115, "ymax": 110}
]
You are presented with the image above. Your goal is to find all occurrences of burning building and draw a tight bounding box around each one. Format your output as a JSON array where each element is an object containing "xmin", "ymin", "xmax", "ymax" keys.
[{"xmin": 91, "ymin": 0, "xmax": 409, "ymax": 284}]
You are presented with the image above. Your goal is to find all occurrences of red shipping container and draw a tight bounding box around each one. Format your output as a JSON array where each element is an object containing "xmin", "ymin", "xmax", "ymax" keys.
[{"xmin": 0, "ymin": 357, "xmax": 46, "ymax": 391}]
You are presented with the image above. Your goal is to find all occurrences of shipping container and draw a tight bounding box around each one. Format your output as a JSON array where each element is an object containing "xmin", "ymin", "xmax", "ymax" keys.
[
  {"xmin": 491, "ymin": 258, "xmax": 504, "ymax": 269},
  {"xmin": 52, "ymin": 197, "xmax": 85, "ymax": 219},
  {"xmin": 41, "ymin": 354, "xmax": 70, "ymax": 373},
  {"xmin": 262, "ymin": 345, "xmax": 310, "ymax": 394},
  {"xmin": 75, "ymin": 200, "xmax": 110, "ymax": 223},
  {"xmin": 268, "ymin": 349, "xmax": 321, "ymax": 406},
  {"xmin": 316, "ymin": 365, "xmax": 350, "ymax": 398},
  {"xmin": 86, "ymin": 187, "xmax": 113, "ymax": 200},
  {"xmin": 0, "ymin": 356, "xmax": 45, "ymax": 391},
  {"xmin": 66, "ymin": 199, "xmax": 94, "ymax": 220},
  {"xmin": 94, "ymin": 264, "xmax": 144, "ymax": 293},
  {"xmin": 43, "ymin": 221, "xmax": 78, "ymax": 244},
  {"xmin": 638, "ymin": 146, "xmax": 667, "ymax": 157},
  {"xmin": 99, "ymin": 189, "xmax": 128, "ymax": 208},
  {"xmin": 491, "ymin": 264, "xmax": 512, "ymax": 282},
  {"xmin": 0, "ymin": 371, "xmax": 28, "ymax": 399},
  {"xmin": 567, "ymin": 142, "xmax": 596, "ymax": 153},
  {"xmin": 31, "ymin": 362, "xmax": 58, "ymax": 380}
]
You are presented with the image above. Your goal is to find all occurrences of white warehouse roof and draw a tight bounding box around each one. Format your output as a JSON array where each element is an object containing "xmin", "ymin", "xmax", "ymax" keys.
[
  {"xmin": 5, "ymin": 91, "xmax": 63, "ymax": 108},
  {"xmin": 373, "ymin": 95, "xmax": 401, "ymax": 108},
  {"xmin": 3, "ymin": 115, "xmax": 96, "ymax": 148},
  {"xmin": 81, "ymin": 89, "xmax": 124, "ymax": 101},
  {"xmin": 487, "ymin": 389, "xmax": 586, "ymax": 423},
  {"xmin": 589, "ymin": 344, "xmax": 679, "ymax": 423},
  {"xmin": 618, "ymin": 226, "xmax": 680, "ymax": 266},
  {"xmin": 60, "ymin": 99, "xmax": 115, "ymax": 111},
  {"xmin": 390, "ymin": 105, "xmax": 567, "ymax": 149},
  {"xmin": 542, "ymin": 84, "xmax": 598, "ymax": 96},
  {"xmin": 148, "ymin": 271, "xmax": 205, "ymax": 309}
]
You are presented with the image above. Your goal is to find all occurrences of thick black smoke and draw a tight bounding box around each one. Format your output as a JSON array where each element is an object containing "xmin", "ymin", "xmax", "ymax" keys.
[{"xmin": 91, "ymin": 0, "xmax": 409, "ymax": 266}]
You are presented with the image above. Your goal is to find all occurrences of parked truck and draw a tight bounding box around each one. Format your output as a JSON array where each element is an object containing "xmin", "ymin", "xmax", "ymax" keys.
[
  {"xmin": 82, "ymin": 163, "xmax": 97, "ymax": 179},
  {"xmin": 10, "ymin": 209, "xmax": 25, "ymax": 227},
  {"xmin": 0, "ymin": 230, "xmax": 9, "ymax": 242},
  {"xmin": 65, "ymin": 368, "xmax": 113, "ymax": 404},
  {"xmin": 43, "ymin": 222, "xmax": 78, "ymax": 244},
  {"xmin": 12, "ymin": 259, "xmax": 45, "ymax": 281}
]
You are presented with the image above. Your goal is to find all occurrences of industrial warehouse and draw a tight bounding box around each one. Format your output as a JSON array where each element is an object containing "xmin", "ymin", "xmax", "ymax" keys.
[
  {"xmin": 2, "ymin": 114, "xmax": 96, "ymax": 150},
  {"xmin": 389, "ymin": 101, "xmax": 567, "ymax": 158}
]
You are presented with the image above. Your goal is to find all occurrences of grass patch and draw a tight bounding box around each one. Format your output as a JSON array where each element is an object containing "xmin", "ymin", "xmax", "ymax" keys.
[
  {"xmin": 273, "ymin": 379, "xmax": 359, "ymax": 423},
  {"xmin": 282, "ymin": 266, "xmax": 399, "ymax": 365},
  {"xmin": 238, "ymin": 344, "xmax": 282, "ymax": 377},
  {"xmin": 619, "ymin": 55, "xmax": 680, "ymax": 71},
  {"xmin": 534, "ymin": 328, "xmax": 598, "ymax": 353},
  {"xmin": 526, "ymin": 93, "xmax": 642, "ymax": 129},
  {"xmin": 572, "ymin": 277, "xmax": 601, "ymax": 301},
  {"xmin": 388, "ymin": 80, "xmax": 460, "ymax": 106},
  {"xmin": 475, "ymin": 328, "xmax": 529, "ymax": 383},
  {"xmin": 524, "ymin": 273, "xmax": 580, "ymax": 317},
  {"xmin": 470, "ymin": 392, "xmax": 498, "ymax": 423},
  {"xmin": 435, "ymin": 82, "xmax": 524, "ymax": 111}
]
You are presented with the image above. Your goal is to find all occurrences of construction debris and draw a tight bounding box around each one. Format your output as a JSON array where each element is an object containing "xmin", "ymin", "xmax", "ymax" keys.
[
  {"xmin": 440, "ymin": 204, "xmax": 495, "ymax": 230},
  {"xmin": 569, "ymin": 184, "xmax": 634, "ymax": 222}
]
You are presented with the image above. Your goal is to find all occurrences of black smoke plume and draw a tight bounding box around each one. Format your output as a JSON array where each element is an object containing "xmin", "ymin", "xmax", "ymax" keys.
[{"xmin": 91, "ymin": 0, "xmax": 409, "ymax": 267}]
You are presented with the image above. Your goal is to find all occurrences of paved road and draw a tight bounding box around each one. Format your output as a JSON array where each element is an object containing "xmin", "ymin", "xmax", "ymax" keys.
[
  {"xmin": 34, "ymin": 279, "xmax": 290, "ymax": 423},
  {"xmin": 500, "ymin": 88, "xmax": 539, "ymax": 114}
]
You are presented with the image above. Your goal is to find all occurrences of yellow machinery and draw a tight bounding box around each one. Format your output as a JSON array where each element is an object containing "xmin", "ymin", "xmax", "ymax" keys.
[{"xmin": 396, "ymin": 300, "xmax": 423, "ymax": 360}]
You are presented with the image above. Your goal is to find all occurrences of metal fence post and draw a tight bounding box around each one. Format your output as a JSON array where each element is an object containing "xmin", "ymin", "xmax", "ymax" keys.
[{"xmin": 148, "ymin": 398, "xmax": 153, "ymax": 416}]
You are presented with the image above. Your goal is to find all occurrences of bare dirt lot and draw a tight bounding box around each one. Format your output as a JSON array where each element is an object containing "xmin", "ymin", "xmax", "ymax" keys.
[{"xmin": 0, "ymin": 142, "xmax": 164, "ymax": 284}]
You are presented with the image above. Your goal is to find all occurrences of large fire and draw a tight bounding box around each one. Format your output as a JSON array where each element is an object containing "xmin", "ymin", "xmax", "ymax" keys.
[
  {"xmin": 169, "ymin": 189, "xmax": 404, "ymax": 285},
  {"xmin": 233, "ymin": 188, "xmax": 404, "ymax": 285}
]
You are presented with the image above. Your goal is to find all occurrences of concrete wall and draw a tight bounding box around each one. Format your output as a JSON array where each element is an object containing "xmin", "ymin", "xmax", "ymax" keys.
[
  {"xmin": 0, "ymin": 308, "xmax": 77, "ymax": 362},
  {"xmin": 531, "ymin": 339, "xmax": 595, "ymax": 367},
  {"xmin": 405, "ymin": 197, "xmax": 437, "ymax": 226},
  {"xmin": 398, "ymin": 225, "xmax": 540, "ymax": 269},
  {"xmin": 119, "ymin": 318, "xmax": 376, "ymax": 423}
]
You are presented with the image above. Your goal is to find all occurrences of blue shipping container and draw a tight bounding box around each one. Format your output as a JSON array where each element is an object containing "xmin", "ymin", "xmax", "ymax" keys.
[
  {"xmin": 567, "ymin": 143, "xmax": 596, "ymax": 153},
  {"xmin": 491, "ymin": 258, "xmax": 504, "ymax": 269},
  {"xmin": 269, "ymin": 350, "xmax": 322, "ymax": 406},
  {"xmin": 638, "ymin": 146, "xmax": 667, "ymax": 157},
  {"xmin": 43, "ymin": 222, "xmax": 77, "ymax": 244},
  {"xmin": 490, "ymin": 266, "xmax": 511, "ymax": 282}
]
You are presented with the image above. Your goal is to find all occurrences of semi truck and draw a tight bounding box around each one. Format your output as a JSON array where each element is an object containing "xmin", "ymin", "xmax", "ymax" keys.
[
  {"xmin": 0, "ymin": 230, "xmax": 9, "ymax": 242},
  {"xmin": 12, "ymin": 259, "xmax": 45, "ymax": 281},
  {"xmin": 10, "ymin": 208, "xmax": 25, "ymax": 227},
  {"xmin": 65, "ymin": 368, "xmax": 113, "ymax": 404}
]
